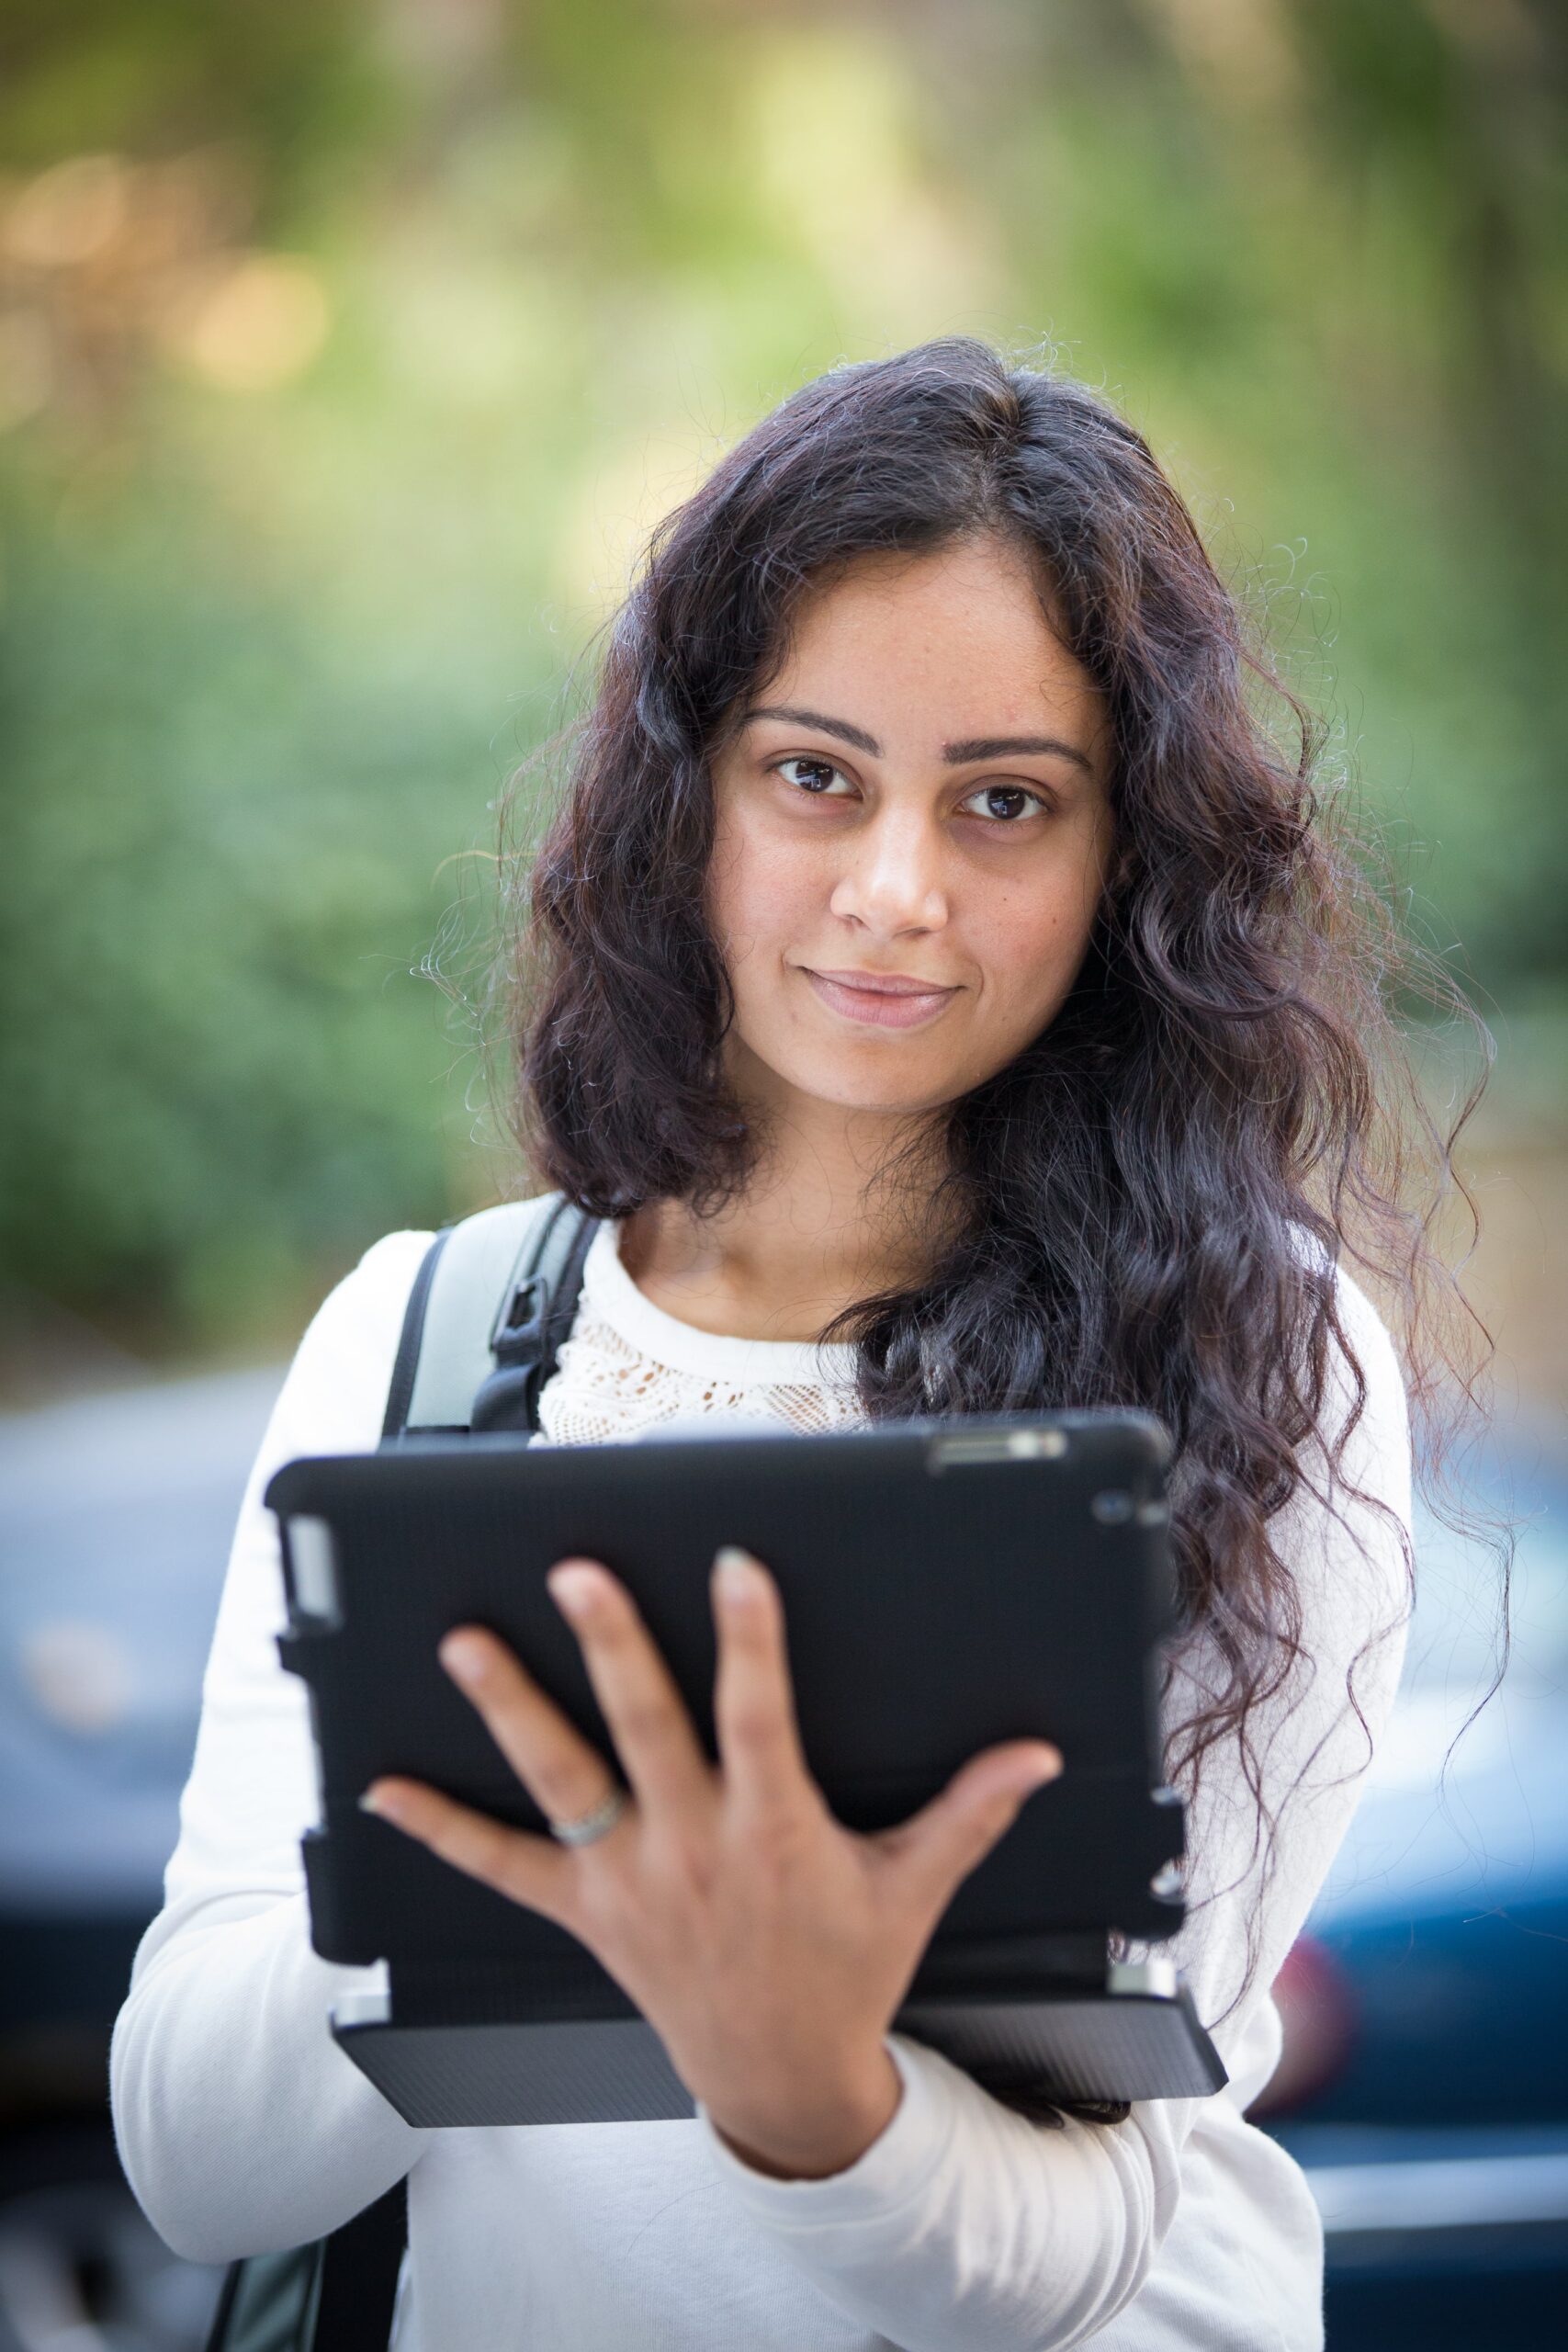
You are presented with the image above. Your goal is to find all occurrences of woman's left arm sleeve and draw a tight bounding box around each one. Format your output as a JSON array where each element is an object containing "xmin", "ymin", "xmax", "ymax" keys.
[{"xmin": 696, "ymin": 1260, "xmax": 1415, "ymax": 2352}]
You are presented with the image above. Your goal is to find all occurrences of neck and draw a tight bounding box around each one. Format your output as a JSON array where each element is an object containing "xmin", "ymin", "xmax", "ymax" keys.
[{"xmin": 620, "ymin": 1078, "xmax": 954, "ymax": 1345}]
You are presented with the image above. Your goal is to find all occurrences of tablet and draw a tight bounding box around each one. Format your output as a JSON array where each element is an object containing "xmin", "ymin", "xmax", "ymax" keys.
[{"xmin": 266, "ymin": 1412, "xmax": 1225, "ymax": 2123}]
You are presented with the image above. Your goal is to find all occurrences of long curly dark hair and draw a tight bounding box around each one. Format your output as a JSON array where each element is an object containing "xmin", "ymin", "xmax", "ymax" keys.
[{"xmin": 488, "ymin": 336, "xmax": 1504, "ymax": 2113}]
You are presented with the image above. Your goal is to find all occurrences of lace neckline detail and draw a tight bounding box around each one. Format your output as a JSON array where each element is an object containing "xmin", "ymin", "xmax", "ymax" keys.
[{"xmin": 581, "ymin": 1219, "xmax": 862, "ymax": 1387}]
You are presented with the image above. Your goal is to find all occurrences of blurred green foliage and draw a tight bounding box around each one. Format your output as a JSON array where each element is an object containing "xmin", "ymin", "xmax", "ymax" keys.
[{"xmin": 1, "ymin": 0, "xmax": 1563, "ymax": 1361}]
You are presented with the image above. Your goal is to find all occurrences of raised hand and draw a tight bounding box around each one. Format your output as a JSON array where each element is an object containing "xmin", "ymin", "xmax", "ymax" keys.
[{"xmin": 359, "ymin": 1545, "xmax": 1062, "ymax": 2179}]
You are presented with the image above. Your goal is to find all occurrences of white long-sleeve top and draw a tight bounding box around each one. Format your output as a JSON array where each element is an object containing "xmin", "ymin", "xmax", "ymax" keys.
[{"xmin": 110, "ymin": 1214, "xmax": 1414, "ymax": 2351}]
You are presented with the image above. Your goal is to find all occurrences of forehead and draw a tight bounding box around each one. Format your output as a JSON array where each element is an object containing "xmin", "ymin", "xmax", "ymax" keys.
[{"xmin": 760, "ymin": 539, "xmax": 1103, "ymax": 734}]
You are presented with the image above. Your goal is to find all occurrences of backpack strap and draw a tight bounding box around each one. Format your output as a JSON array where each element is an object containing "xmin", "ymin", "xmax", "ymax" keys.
[
  {"xmin": 381, "ymin": 1192, "xmax": 602, "ymax": 1439},
  {"xmin": 222, "ymin": 1198, "xmax": 601, "ymax": 2351},
  {"xmin": 472, "ymin": 1193, "xmax": 602, "ymax": 1434}
]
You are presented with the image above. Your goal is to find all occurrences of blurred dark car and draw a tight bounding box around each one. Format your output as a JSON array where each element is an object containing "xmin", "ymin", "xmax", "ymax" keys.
[
  {"xmin": 0, "ymin": 1375, "xmax": 1562, "ymax": 2349},
  {"xmin": 1255, "ymin": 1416, "xmax": 1568, "ymax": 2351},
  {"xmin": 0, "ymin": 1368, "xmax": 282, "ymax": 2351}
]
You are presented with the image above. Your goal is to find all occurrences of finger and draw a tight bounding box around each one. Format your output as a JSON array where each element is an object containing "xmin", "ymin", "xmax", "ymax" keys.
[
  {"xmin": 875, "ymin": 1741, "xmax": 1062, "ymax": 1920},
  {"xmin": 438, "ymin": 1624, "xmax": 621, "ymax": 1831},
  {"xmin": 547, "ymin": 1561, "xmax": 712, "ymax": 1815},
  {"xmin": 710, "ymin": 1548, "xmax": 818, "ymax": 1825},
  {"xmin": 359, "ymin": 1776, "xmax": 574, "ymax": 1924}
]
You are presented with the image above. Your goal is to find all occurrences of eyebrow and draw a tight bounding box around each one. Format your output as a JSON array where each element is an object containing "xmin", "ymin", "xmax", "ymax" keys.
[{"xmin": 743, "ymin": 705, "xmax": 1094, "ymax": 773}]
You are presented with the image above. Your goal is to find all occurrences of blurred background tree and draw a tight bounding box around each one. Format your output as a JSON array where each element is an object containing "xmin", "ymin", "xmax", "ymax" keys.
[{"xmin": 1, "ymin": 0, "xmax": 1563, "ymax": 1383}]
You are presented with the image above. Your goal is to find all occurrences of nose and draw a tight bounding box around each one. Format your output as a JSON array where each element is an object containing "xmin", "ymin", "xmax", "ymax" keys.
[{"xmin": 828, "ymin": 807, "xmax": 950, "ymax": 939}]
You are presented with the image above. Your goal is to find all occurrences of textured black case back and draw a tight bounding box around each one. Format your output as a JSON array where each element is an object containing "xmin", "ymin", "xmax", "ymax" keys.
[{"xmin": 266, "ymin": 1413, "xmax": 1186, "ymax": 2007}]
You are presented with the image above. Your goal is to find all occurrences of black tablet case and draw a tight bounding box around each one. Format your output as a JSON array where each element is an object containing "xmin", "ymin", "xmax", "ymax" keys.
[{"xmin": 266, "ymin": 1414, "xmax": 1226, "ymax": 2124}]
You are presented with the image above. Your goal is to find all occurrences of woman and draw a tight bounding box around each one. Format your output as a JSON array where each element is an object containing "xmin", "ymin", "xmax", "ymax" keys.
[{"xmin": 111, "ymin": 338, "xmax": 1488, "ymax": 2348}]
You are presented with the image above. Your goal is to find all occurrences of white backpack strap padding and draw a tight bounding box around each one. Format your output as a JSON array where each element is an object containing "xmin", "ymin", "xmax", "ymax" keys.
[{"xmin": 403, "ymin": 1193, "xmax": 565, "ymax": 1433}]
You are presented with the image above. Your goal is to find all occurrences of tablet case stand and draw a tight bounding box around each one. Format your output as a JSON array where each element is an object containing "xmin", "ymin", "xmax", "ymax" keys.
[
  {"xmin": 326, "ymin": 1954, "xmax": 1222, "ymax": 2129},
  {"xmin": 288, "ymin": 1194, "xmax": 1227, "ymax": 2129}
]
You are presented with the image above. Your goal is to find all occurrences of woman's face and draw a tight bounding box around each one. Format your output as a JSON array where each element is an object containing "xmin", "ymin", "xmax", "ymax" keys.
[{"xmin": 705, "ymin": 535, "xmax": 1117, "ymax": 1124}]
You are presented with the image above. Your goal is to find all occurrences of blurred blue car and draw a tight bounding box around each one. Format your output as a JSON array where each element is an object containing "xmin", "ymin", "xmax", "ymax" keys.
[
  {"xmin": 1255, "ymin": 1412, "xmax": 1568, "ymax": 2348},
  {"xmin": 0, "ymin": 1375, "xmax": 1562, "ymax": 2348},
  {"xmin": 0, "ymin": 1367, "xmax": 283, "ymax": 2349}
]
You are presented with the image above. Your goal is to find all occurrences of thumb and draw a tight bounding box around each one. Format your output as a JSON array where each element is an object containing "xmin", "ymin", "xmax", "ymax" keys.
[{"xmin": 880, "ymin": 1742, "xmax": 1062, "ymax": 1917}]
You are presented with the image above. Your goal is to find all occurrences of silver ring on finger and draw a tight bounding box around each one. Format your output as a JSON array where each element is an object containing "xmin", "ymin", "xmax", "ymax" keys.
[{"xmin": 547, "ymin": 1784, "xmax": 628, "ymax": 1848}]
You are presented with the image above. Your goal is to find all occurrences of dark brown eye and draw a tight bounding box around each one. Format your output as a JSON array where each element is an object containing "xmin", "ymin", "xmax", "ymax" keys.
[
  {"xmin": 962, "ymin": 784, "xmax": 1045, "ymax": 822},
  {"xmin": 778, "ymin": 757, "xmax": 852, "ymax": 797}
]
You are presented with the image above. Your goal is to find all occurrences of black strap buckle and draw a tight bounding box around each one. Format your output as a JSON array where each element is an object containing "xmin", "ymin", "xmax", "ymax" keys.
[{"xmin": 491, "ymin": 1273, "xmax": 546, "ymax": 1363}]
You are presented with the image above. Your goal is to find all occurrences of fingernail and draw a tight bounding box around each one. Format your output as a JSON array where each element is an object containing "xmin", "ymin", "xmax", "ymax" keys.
[
  {"xmin": 439, "ymin": 1633, "xmax": 488, "ymax": 1684},
  {"xmin": 1025, "ymin": 1746, "xmax": 1063, "ymax": 1789},
  {"xmin": 547, "ymin": 1564, "xmax": 601, "ymax": 1618},
  {"xmin": 713, "ymin": 1545, "xmax": 761, "ymax": 1601},
  {"xmin": 358, "ymin": 1785, "xmax": 401, "ymax": 1821}
]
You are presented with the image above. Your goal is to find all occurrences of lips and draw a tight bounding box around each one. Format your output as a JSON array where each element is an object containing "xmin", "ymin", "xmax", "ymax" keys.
[
  {"xmin": 799, "ymin": 967, "xmax": 959, "ymax": 1030},
  {"xmin": 807, "ymin": 968, "xmax": 956, "ymax": 996}
]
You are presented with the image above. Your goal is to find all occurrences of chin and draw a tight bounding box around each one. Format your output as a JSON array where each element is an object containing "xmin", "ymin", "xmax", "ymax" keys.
[
  {"xmin": 728, "ymin": 1028, "xmax": 966, "ymax": 1120},
  {"xmin": 793, "ymin": 1067, "xmax": 961, "ymax": 1118}
]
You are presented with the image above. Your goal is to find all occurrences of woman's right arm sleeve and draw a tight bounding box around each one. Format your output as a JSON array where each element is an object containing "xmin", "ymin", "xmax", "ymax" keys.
[{"xmin": 108, "ymin": 1229, "xmax": 441, "ymax": 2265}]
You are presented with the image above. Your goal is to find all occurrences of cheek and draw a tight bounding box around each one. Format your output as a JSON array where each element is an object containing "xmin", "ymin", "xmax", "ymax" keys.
[
  {"xmin": 980, "ymin": 877, "xmax": 1088, "ymax": 1003},
  {"xmin": 965, "ymin": 865, "xmax": 1106, "ymax": 1069},
  {"xmin": 705, "ymin": 811, "xmax": 819, "ymax": 967}
]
